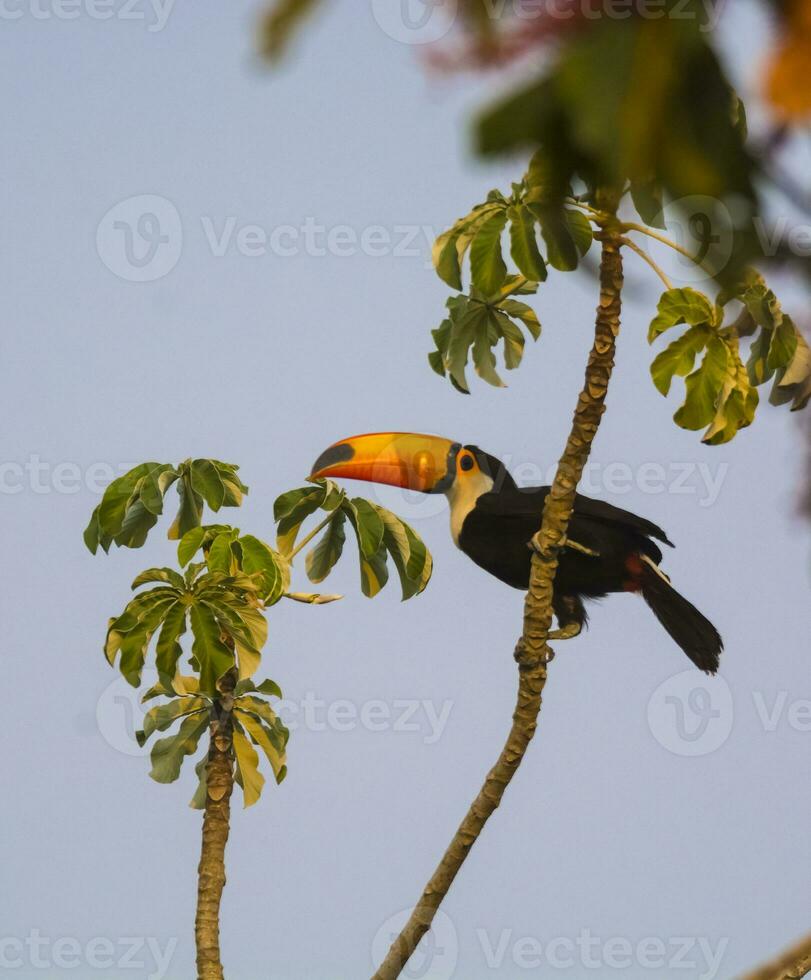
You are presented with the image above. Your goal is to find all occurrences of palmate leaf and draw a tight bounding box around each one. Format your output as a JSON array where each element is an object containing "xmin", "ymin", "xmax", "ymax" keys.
[
  {"xmin": 279, "ymin": 485, "xmax": 433, "ymax": 602},
  {"xmin": 432, "ymin": 175, "xmax": 591, "ymax": 298},
  {"xmin": 274, "ymin": 479, "xmax": 344, "ymax": 555},
  {"xmin": 177, "ymin": 525, "xmax": 289, "ymax": 605},
  {"xmin": 429, "ymin": 283, "xmax": 542, "ymax": 393},
  {"xmin": 85, "ymin": 458, "xmax": 247, "ymax": 554},
  {"xmin": 305, "ymin": 510, "xmax": 346, "ymax": 583},
  {"xmin": 105, "ymin": 588, "xmax": 182, "ymax": 686},
  {"xmin": 648, "ymin": 277, "xmax": 807, "ymax": 443}
]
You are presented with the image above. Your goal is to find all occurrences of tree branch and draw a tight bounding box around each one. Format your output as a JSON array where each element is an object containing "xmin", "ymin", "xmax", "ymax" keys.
[
  {"xmin": 370, "ymin": 217, "xmax": 625, "ymax": 980},
  {"xmin": 741, "ymin": 932, "xmax": 811, "ymax": 980}
]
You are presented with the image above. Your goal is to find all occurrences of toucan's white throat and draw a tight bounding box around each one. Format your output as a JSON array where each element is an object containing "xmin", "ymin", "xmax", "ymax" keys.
[{"xmin": 446, "ymin": 472, "xmax": 494, "ymax": 547}]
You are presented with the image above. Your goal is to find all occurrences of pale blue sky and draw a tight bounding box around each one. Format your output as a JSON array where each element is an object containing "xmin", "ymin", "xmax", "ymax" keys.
[{"xmin": 1, "ymin": 1, "xmax": 809, "ymax": 978}]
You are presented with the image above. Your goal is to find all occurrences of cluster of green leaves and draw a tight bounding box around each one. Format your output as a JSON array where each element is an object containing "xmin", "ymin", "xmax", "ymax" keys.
[
  {"xmin": 105, "ymin": 530, "xmax": 285, "ymax": 691},
  {"xmin": 648, "ymin": 276, "xmax": 810, "ymax": 443},
  {"xmin": 84, "ymin": 458, "xmax": 247, "ymax": 554},
  {"xmin": 137, "ymin": 674, "xmax": 287, "ymax": 808},
  {"xmin": 275, "ymin": 479, "xmax": 432, "ymax": 599},
  {"xmin": 429, "ymin": 160, "xmax": 593, "ymax": 391},
  {"xmin": 88, "ymin": 458, "xmax": 434, "ymax": 806}
]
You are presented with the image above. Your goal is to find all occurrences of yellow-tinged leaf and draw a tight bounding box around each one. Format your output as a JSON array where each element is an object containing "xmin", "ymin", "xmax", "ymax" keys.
[
  {"xmin": 236, "ymin": 710, "xmax": 287, "ymax": 783},
  {"xmin": 232, "ymin": 730, "xmax": 265, "ymax": 807}
]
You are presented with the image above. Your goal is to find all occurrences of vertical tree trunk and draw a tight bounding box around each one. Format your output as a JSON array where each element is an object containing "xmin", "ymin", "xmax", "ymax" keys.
[
  {"xmin": 195, "ymin": 687, "xmax": 235, "ymax": 980},
  {"xmin": 371, "ymin": 215, "xmax": 624, "ymax": 980}
]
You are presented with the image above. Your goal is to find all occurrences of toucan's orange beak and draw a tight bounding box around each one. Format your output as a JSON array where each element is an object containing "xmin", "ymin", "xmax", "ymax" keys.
[{"xmin": 309, "ymin": 432, "xmax": 459, "ymax": 493}]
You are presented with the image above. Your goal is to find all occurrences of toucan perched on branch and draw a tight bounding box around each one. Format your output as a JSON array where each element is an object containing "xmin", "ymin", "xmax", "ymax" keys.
[{"xmin": 311, "ymin": 432, "xmax": 723, "ymax": 674}]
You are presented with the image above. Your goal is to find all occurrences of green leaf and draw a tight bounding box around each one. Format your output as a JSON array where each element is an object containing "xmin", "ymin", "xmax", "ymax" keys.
[
  {"xmin": 508, "ymin": 205, "xmax": 547, "ymax": 282},
  {"xmin": 258, "ymin": 0, "xmax": 324, "ymax": 61},
  {"xmin": 274, "ymin": 484, "xmax": 338, "ymax": 556},
  {"xmin": 648, "ymin": 288, "xmax": 716, "ymax": 343},
  {"xmin": 213, "ymin": 461, "xmax": 249, "ymax": 507},
  {"xmin": 189, "ymin": 603, "xmax": 235, "ymax": 696},
  {"xmin": 97, "ymin": 463, "xmax": 169, "ymax": 537},
  {"xmin": 492, "ymin": 310, "xmax": 525, "ymax": 371},
  {"xmin": 240, "ymin": 534, "xmax": 287, "ymax": 604},
  {"xmin": 233, "ymin": 729, "xmax": 265, "ymax": 806},
  {"xmin": 629, "ymin": 179, "xmax": 666, "ymax": 228},
  {"xmin": 472, "ymin": 318, "xmax": 505, "ymax": 388},
  {"xmin": 137, "ymin": 697, "xmax": 209, "ymax": 746},
  {"xmin": 674, "ymin": 335, "xmax": 730, "ymax": 430},
  {"xmin": 235, "ymin": 677, "xmax": 282, "ymax": 699},
  {"xmin": 372, "ymin": 504, "xmax": 432, "ymax": 600},
  {"xmin": 83, "ymin": 506, "xmax": 112, "ymax": 555},
  {"xmin": 345, "ymin": 498, "xmax": 385, "ymax": 558},
  {"xmin": 168, "ymin": 473, "xmax": 204, "ymax": 541},
  {"xmin": 434, "ymin": 228, "xmax": 464, "ymax": 290},
  {"xmin": 190, "ymin": 459, "xmax": 226, "ymax": 512},
  {"xmin": 177, "ymin": 526, "xmax": 206, "ymax": 566},
  {"xmin": 769, "ymin": 328, "xmax": 811, "ymax": 410},
  {"xmin": 189, "ymin": 755, "xmax": 208, "ymax": 809},
  {"xmin": 469, "ymin": 210, "xmax": 508, "ymax": 296},
  {"xmin": 766, "ymin": 316, "xmax": 798, "ymax": 373},
  {"xmin": 499, "ymin": 299, "xmax": 541, "ymax": 340},
  {"xmin": 155, "ymin": 601, "xmax": 188, "ymax": 678},
  {"xmin": 534, "ymin": 206, "xmax": 580, "ymax": 272},
  {"xmin": 360, "ymin": 546, "xmax": 389, "ymax": 598},
  {"xmin": 235, "ymin": 710, "xmax": 287, "ymax": 784},
  {"xmin": 650, "ymin": 324, "xmax": 710, "ymax": 396},
  {"xmin": 131, "ymin": 567, "xmax": 186, "ymax": 591},
  {"xmin": 305, "ymin": 511, "xmax": 346, "ymax": 584},
  {"xmin": 148, "ymin": 712, "xmax": 209, "ymax": 784}
]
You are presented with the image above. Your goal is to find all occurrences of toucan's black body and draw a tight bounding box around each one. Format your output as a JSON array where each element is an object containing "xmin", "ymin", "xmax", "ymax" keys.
[
  {"xmin": 310, "ymin": 433, "xmax": 724, "ymax": 674},
  {"xmin": 458, "ymin": 485, "xmax": 668, "ymax": 596}
]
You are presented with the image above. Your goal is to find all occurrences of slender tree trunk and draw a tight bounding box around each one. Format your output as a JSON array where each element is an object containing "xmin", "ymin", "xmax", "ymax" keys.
[
  {"xmin": 742, "ymin": 932, "xmax": 811, "ymax": 980},
  {"xmin": 195, "ymin": 679, "xmax": 236, "ymax": 980},
  {"xmin": 371, "ymin": 212, "xmax": 624, "ymax": 980}
]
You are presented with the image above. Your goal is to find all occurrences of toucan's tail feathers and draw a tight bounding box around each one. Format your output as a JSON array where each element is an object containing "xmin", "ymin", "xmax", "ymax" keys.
[{"xmin": 639, "ymin": 558, "xmax": 722, "ymax": 674}]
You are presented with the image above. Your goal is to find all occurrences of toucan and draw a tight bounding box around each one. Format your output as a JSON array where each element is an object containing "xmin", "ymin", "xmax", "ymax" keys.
[{"xmin": 310, "ymin": 432, "xmax": 723, "ymax": 674}]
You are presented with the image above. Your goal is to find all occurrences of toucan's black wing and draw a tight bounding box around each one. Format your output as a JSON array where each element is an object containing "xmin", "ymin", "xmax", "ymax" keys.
[{"xmin": 474, "ymin": 487, "xmax": 674, "ymax": 547}]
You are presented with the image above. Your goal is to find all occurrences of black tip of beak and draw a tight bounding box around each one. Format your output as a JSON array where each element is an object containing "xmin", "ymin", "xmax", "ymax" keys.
[{"xmin": 310, "ymin": 442, "xmax": 355, "ymax": 478}]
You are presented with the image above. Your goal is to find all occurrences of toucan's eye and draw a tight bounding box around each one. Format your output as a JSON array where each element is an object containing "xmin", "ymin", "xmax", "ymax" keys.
[{"xmin": 459, "ymin": 454, "xmax": 474, "ymax": 472}]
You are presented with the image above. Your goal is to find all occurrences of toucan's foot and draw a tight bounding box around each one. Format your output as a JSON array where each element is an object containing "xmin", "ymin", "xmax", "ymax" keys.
[
  {"xmin": 548, "ymin": 622, "xmax": 582, "ymax": 641},
  {"xmin": 528, "ymin": 533, "xmax": 600, "ymax": 559},
  {"xmin": 564, "ymin": 538, "xmax": 600, "ymax": 558}
]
